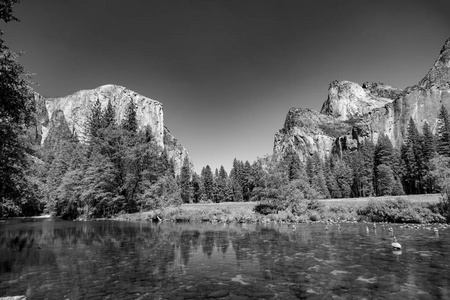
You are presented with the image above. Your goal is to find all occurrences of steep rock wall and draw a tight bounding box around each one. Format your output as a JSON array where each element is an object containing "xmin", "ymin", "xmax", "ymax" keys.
[
  {"xmin": 320, "ymin": 80, "xmax": 399, "ymax": 121},
  {"xmin": 273, "ymin": 108, "xmax": 339, "ymax": 162}
]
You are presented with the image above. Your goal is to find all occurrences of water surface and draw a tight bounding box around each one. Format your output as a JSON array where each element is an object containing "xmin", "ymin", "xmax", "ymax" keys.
[{"xmin": 1, "ymin": 219, "xmax": 449, "ymax": 299}]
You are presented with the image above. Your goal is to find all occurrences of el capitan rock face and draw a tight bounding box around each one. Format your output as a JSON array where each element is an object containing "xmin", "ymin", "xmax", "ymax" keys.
[
  {"xmin": 274, "ymin": 37, "xmax": 450, "ymax": 161},
  {"xmin": 31, "ymin": 84, "xmax": 191, "ymax": 174}
]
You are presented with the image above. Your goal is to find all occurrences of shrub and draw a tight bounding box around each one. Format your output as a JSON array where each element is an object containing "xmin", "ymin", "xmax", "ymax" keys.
[
  {"xmin": 254, "ymin": 201, "xmax": 280, "ymax": 215},
  {"xmin": 357, "ymin": 198, "xmax": 445, "ymax": 223}
]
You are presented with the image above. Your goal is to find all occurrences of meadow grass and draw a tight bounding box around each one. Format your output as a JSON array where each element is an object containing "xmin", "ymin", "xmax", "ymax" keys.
[{"xmin": 113, "ymin": 194, "xmax": 446, "ymax": 224}]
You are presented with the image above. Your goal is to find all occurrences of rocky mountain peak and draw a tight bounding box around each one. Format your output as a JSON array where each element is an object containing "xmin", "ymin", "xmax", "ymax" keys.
[
  {"xmin": 440, "ymin": 37, "xmax": 450, "ymax": 55},
  {"xmin": 320, "ymin": 80, "xmax": 395, "ymax": 121},
  {"xmin": 419, "ymin": 37, "xmax": 450, "ymax": 89}
]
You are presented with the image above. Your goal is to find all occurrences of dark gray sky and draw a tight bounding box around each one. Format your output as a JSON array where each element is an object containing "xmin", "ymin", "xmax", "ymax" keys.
[{"xmin": 3, "ymin": 0, "xmax": 450, "ymax": 172}]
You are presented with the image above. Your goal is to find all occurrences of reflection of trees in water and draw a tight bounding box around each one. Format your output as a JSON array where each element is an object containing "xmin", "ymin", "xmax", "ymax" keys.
[
  {"xmin": 0, "ymin": 221, "xmax": 317, "ymax": 298},
  {"xmin": 202, "ymin": 231, "xmax": 215, "ymax": 257},
  {"xmin": 0, "ymin": 228, "xmax": 57, "ymax": 275},
  {"xmin": 179, "ymin": 230, "xmax": 200, "ymax": 265},
  {"xmin": 215, "ymin": 230, "xmax": 229, "ymax": 255}
]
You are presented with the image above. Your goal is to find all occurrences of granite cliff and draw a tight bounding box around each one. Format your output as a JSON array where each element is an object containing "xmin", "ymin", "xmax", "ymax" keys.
[
  {"xmin": 274, "ymin": 37, "xmax": 450, "ymax": 161},
  {"xmin": 30, "ymin": 84, "xmax": 191, "ymax": 174}
]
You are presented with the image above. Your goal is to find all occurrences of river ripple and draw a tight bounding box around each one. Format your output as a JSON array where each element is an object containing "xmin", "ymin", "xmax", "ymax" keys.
[{"xmin": 0, "ymin": 220, "xmax": 449, "ymax": 299}]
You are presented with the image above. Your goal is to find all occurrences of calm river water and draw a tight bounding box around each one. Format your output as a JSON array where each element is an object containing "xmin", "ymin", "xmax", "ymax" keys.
[{"xmin": 0, "ymin": 219, "xmax": 449, "ymax": 299}]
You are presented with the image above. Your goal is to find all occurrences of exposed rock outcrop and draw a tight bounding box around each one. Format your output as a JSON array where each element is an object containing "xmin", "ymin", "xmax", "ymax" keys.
[
  {"xmin": 275, "ymin": 37, "xmax": 450, "ymax": 161},
  {"xmin": 32, "ymin": 84, "xmax": 191, "ymax": 174},
  {"xmin": 419, "ymin": 37, "xmax": 450, "ymax": 89},
  {"xmin": 320, "ymin": 80, "xmax": 400, "ymax": 121},
  {"xmin": 273, "ymin": 108, "xmax": 340, "ymax": 161}
]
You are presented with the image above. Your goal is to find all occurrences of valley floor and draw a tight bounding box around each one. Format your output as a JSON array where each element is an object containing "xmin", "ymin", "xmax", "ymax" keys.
[{"xmin": 112, "ymin": 193, "xmax": 446, "ymax": 224}]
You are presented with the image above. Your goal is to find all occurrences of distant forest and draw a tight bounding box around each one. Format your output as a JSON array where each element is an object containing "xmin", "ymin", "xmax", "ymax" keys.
[{"xmin": 2, "ymin": 1, "xmax": 450, "ymax": 219}]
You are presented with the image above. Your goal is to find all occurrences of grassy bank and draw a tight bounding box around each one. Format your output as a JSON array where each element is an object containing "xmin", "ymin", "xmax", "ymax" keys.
[{"xmin": 112, "ymin": 194, "xmax": 448, "ymax": 224}]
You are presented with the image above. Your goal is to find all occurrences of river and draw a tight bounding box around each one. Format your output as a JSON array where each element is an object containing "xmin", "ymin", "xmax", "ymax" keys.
[{"xmin": 1, "ymin": 219, "xmax": 449, "ymax": 299}]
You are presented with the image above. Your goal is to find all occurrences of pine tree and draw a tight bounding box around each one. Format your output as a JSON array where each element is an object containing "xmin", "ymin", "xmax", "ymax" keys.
[
  {"xmin": 122, "ymin": 99, "xmax": 138, "ymax": 133},
  {"xmin": 307, "ymin": 153, "xmax": 329, "ymax": 198},
  {"xmin": 436, "ymin": 105, "xmax": 450, "ymax": 157},
  {"xmin": 102, "ymin": 99, "xmax": 115, "ymax": 128},
  {"xmin": 401, "ymin": 118, "xmax": 423, "ymax": 194},
  {"xmin": 374, "ymin": 134, "xmax": 394, "ymax": 167},
  {"xmin": 422, "ymin": 121, "xmax": 436, "ymax": 163},
  {"xmin": 324, "ymin": 155, "xmax": 341, "ymax": 198},
  {"xmin": 285, "ymin": 151, "xmax": 303, "ymax": 181},
  {"xmin": 333, "ymin": 159, "xmax": 353, "ymax": 198},
  {"xmin": 242, "ymin": 161, "xmax": 254, "ymax": 201},
  {"xmin": 190, "ymin": 173, "xmax": 202, "ymax": 203},
  {"xmin": 215, "ymin": 166, "xmax": 230, "ymax": 203},
  {"xmin": 230, "ymin": 159, "xmax": 244, "ymax": 202},
  {"xmin": 360, "ymin": 140, "xmax": 375, "ymax": 197},
  {"xmin": 180, "ymin": 157, "xmax": 191, "ymax": 203},
  {"xmin": 376, "ymin": 164, "xmax": 395, "ymax": 196},
  {"xmin": 374, "ymin": 134, "xmax": 396, "ymax": 195},
  {"xmin": 86, "ymin": 99, "xmax": 102, "ymax": 140},
  {"xmin": 201, "ymin": 165, "xmax": 214, "ymax": 202},
  {"xmin": 422, "ymin": 121, "xmax": 436, "ymax": 193}
]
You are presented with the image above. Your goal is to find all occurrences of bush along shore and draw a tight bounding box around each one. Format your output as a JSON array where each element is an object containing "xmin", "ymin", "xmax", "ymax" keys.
[{"xmin": 110, "ymin": 196, "xmax": 450, "ymax": 225}]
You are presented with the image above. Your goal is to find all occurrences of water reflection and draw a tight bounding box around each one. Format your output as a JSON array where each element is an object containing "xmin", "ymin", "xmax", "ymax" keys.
[{"xmin": 0, "ymin": 220, "xmax": 449, "ymax": 299}]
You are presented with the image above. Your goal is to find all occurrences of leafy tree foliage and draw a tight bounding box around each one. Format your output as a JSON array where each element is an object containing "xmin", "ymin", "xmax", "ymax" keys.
[
  {"xmin": 36, "ymin": 98, "xmax": 181, "ymax": 219},
  {"xmin": 429, "ymin": 155, "xmax": 450, "ymax": 222},
  {"xmin": 0, "ymin": 2, "xmax": 39, "ymax": 217}
]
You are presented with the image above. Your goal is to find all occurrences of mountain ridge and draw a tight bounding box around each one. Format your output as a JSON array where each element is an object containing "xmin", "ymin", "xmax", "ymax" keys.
[{"xmin": 274, "ymin": 37, "xmax": 450, "ymax": 161}]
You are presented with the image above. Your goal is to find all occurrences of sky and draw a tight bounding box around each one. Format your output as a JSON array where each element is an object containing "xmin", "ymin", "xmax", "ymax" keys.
[{"xmin": 3, "ymin": 0, "xmax": 450, "ymax": 172}]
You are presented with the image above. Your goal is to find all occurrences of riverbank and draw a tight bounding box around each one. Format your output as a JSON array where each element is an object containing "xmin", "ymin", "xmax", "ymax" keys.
[{"xmin": 112, "ymin": 194, "xmax": 448, "ymax": 224}]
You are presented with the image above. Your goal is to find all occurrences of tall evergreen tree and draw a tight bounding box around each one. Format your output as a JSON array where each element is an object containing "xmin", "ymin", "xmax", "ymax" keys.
[
  {"xmin": 324, "ymin": 155, "xmax": 341, "ymax": 198},
  {"xmin": 285, "ymin": 151, "xmax": 303, "ymax": 181},
  {"xmin": 333, "ymin": 159, "xmax": 353, "ymax": 198},
  {"xmin": 102, "ymin": 99, "xmax": 115, "ymax": 128},
  {"xmin": 201, "ymin": 165, "xmax": 214, "ymax": 201},
  {"xmin": 376, "ymin": 164, "xmax": 395, "ymax": 196},
  {"xmin": 230, "ymin": 158, "xmax": 244, "ymax": 202},
  {"xmin": 360, "ymin": 140, "xmax": 375, "ymax": 197},
  {"xmin": 215, "ymin": 165, "xmax": 231, "ymax": 203},
  {"xmin": 242, "ymin": 161, "xmax": 254, "ymax": 201},
  {"xmin": 86, "ymin": 99, "xmax": 102, "ymax": 140},
  {"xmin": 422, "ymin": 121, "xmax": 436, "ymax": 193},
  {"xmin": 401, "ymin": 118, "xmax": 423, "ymax": 194},
  {"xmin": 422, "ymin": 121, "xmax": 436, "ymax": 163},
  {"xmin": 122, "ymin": 99, "xmax": 138, "ymax": 133},
  {"xmin": 374, "ymin": 134, "xmax": 395, "ymax": 167},
  {"xmin": 190, "ymin": 173, "xmax": 202, "ymax": 203},
  {"xmin": 180, "ymin": 157, "xmax": 191, "ymax": 203},
  {"xmin": 374, "ymin": 134, "xmax": 396, "ymax": 195},
  {"xmin": 436, "ymin": 105, "xmax": 450, "ymax": 157}
]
